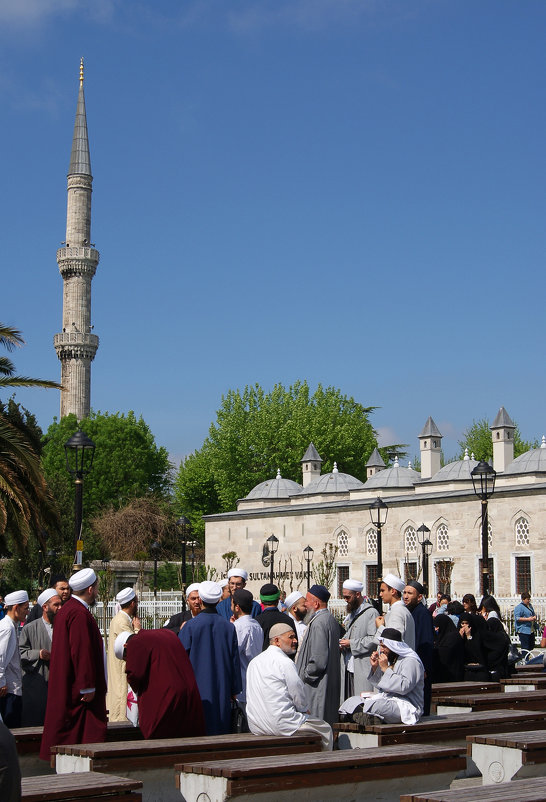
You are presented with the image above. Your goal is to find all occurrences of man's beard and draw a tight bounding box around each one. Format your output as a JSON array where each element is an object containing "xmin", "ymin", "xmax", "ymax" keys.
[
  {"xmin": 292, "ymin": 607, "xmax": 306, "ymax": 621},
  {"xmin": 46, "ymin": 609, "xmax": 56, "ymax": 625},
  {"xmin": 346, "ymin": 598, "xmax": 359, "ymax": 614}
]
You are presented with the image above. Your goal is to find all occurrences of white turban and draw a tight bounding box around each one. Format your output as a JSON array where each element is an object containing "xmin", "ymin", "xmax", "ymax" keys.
[
  {"xmin": 219, "ymin": 579, "xmax": 228, "ymax": 589},
  {"xmin": 285, "ymin": 591, "xmax": 304, "ymax": 610},
  {"xmin": 343, "ymin": 579, "xmax": 363, "ymax": 592},
  {"xmin": 199, "ymin": 581, "xmax": 222, "ymax": 604},
  {"xmin": 227, "ymin": 569, "xmax": 248, "ymax": 580},
  {"xmin": 69, "ymin": 568, "xmax": 97, "ymax": 592},
  {"xmin": 5, "ymin": 590, "xmax": 29, "ymax": 606},
  {"xmin": 382, "ymin": 573, "xmax": 405, "ymax": 593},
  {"xmin": 186, "ymin": 583, "xmax": 200, "ymax": 595},
  {"xmin": 37, "ymin": 589, "xmax": 59, "ymax": 607},
  {"xmin": 114, "ymin": 631, "xmax": 134, "ymax": 660},
  {"xmin": 116, "ymin": 587, "xmax": 136, "ymax": 605}
]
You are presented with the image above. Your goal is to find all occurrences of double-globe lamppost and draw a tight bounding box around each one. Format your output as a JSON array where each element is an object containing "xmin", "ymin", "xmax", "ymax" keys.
[
  {"xmin": 471, "ymin": 460, "xmax": 496, "ymax": 598},
  {"xmin": 416, "ymin": 524, "xmax": 433, "ymax": 598},
  {"xmin": 369, "ymin": 497, "xmax": 388, "ymax": 611},
  {"xmin": 177, "ymin": 516, "xmax": 191, "ymax": 612},
  {"xmin": 303, "ymin": 545, "xmax": 314, "ymax": 589},
  {"xmin": 64, "ymin": 429, "xmax": 96, "ymax": 569}
]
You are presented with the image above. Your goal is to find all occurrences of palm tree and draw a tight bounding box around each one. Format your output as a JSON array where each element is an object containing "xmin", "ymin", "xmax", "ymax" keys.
[{"xmin": 0, "ymin": 324, "xmax": 61, "ymax": 548}]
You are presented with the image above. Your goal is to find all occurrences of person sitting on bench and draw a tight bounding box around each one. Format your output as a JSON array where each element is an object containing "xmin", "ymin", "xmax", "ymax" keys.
[{"xmin": 360, "ymin": 627, "xmax": 424, "ymax": 725}]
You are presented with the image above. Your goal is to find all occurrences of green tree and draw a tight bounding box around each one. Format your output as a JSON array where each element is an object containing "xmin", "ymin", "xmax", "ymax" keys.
[
  {"xmin": 457, "ymin": 417, "xmax": 537, "ymax": 462},
  {"xmin": 174, "ymin": 381, "xmax": 406, "ymax": 538},
  {"xmin": 41, "ymin": 411, "xmax": 173, "ymax": 560}
]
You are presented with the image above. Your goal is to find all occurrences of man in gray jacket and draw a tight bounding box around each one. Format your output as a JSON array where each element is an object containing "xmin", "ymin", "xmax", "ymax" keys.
[
  {"xmin": 296, "ymin": 584, "xmax": 341, "ymax": 725},
  {"xmin": 19, "ymin": 589, "xmax": 61, "ymax": 725},
  {"xmin": 339, "ymin": 579, "xmax": 377, "ymax": 701}
]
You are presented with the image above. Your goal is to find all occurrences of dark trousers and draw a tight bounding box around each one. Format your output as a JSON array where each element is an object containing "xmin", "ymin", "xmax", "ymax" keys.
[
  {"xmin": 519, "ymin": 632, "xmax": 535, "ymax": 652},
  {"xmin": 0, "ymin": 694, "xmax": 22, "ymax": 729}
]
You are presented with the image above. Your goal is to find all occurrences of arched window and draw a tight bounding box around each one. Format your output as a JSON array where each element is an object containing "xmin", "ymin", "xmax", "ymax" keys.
[
  {"xmin": 515, "ymin": 517, "xmax": 530, "ymax": 547},
  {"xmin": 405, "ymin": 526, "xmax": 417, "ymax": 553},
  {"xmin": 366, "ymin": 528, "xmax": 377, "ymax": 556},
  {"xmin": 437, "ymin": 524, "xmax": 449, "ymax": 552},
  {"xmin": 337, "ymin": 530, "xmax": 349, "ymax": 558}
]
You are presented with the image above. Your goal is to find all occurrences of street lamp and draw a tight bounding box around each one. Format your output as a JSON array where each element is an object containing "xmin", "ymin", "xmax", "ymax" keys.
[
  {"xmin": 369, "ymin": 497, "xmax": 388, "ymax": 610},
  {"xmin": 150, "ymin": 541, "xmax": 161, "ymax": 600},
  {"xmin": 177, "ymin": 516, "xmax": 191, "ymax": 611},
  {"xmin": 266, "ymin": 534, "xmax": 279, "ymax": 584},
  {"xmin": 64, "ymin": 429, "xmax": 96, "ymax": 567},
  {"xmin": 188, "ymin": 541, "xmax": 198, "ymax": 583},
  {"xmin": 471, "ymin": 460, "xmax": 496, "ymax": 597},
  {"xmin": 417, "ymin": 524, "xmax": 433, "ymax": 598},
  {"xmin": 303, "ymin": 545, "xmax": 314, "ymax": 589}
]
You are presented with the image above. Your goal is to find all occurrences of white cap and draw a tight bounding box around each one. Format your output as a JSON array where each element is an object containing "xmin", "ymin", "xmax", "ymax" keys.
[
  {"xmin": 114, "ymin": 631, "xmax": 134, "ymax": 660},
  {"xmin": 199, "ymin": 581, "xmax": 222, "ymax": 604},
  {"xmin": 186, "ymin": 583, "xmax": 200, "ymax": 595},
  {"xmin": 227, "ymin": 568, "xmax": 248, "ymax": 580},
  {"xmin": 219, "ymin": 579, "xmax": 228, "ymax": 588},
  {"xmin": 37, "ymin": 589, "xmax": 59, "ymax": 607},
  {"xmin": 69, "ymin": 568, "xmax": 97, "ymax": 592},
  {"xmin": 116, "ymin": 587, "xmax": 136, "ymax": 605},
  {"xmin": 285, "ymin": 591, "xmax": 304, "ymax": 610},
  {"xmin": 5, "ymin": 590, "xmax": 29, "ymax": 606},
  {"xmin": 382, "ymin": 573, "xmax": 406, "ymax": 593},
  {"xmin": 343, "ymin": 579, "xmax": 363, "ymax": 592}
]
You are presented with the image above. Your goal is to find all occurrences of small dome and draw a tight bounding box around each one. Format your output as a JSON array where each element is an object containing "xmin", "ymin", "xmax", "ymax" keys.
[
  {"xmin": 245, "ymin": 469, "xmax": 303, "ymax": 500},
  {"xmin": 364, "ymin": 456, "xmax": 420, "ymax": 489},
  {"xmin": 504, "ymin": 438, "xmax": 546, "ymax": 475},
  {"xmin": 430, "ymin": 449, "xmax": 478, "ymax": 481},
  {"xmin": 298, "ymin": 462, "xmax": 364, "ymax": 494}
]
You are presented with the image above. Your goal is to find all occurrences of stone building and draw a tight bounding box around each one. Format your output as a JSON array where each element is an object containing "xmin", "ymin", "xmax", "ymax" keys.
[
  {"xmin": 205, "ymin": 407, "xmax": 545, "ymax": 600},
  {"xmin": 54, "ymin": 59, "xmax": 99, "ymax": 419}
]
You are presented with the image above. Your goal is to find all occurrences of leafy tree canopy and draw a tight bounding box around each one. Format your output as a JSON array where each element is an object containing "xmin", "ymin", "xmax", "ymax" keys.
[
  {"xmin": 41, "ymin": 410, "xmax": 172, "ymax": 560},
  {"xmin": 457, "ymin": 417, "xmax": 537, "ymax": 462},
  {"xmin": 175, "ymin": 381, "xmax": 406, "ymax": 538}
]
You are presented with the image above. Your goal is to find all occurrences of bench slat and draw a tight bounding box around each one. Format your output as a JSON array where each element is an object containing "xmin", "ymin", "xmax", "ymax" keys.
[
  {"xmin": 468, "ymin": 728, "xmax": 546, "ymax": 749},
  {"xmin": 431, "ymin": 681, "xmax": 500, "ymax": 696},
  {"xmin": 400, "ymin": 776, "xmax": 546, "ymax": 801},
  {"xmin": 21, "ymin": 771, "xmax": 142, "ymax": 801},
  {"xmin": 433, "ymin": 691, "xmax": 546, "ymax": 712}
]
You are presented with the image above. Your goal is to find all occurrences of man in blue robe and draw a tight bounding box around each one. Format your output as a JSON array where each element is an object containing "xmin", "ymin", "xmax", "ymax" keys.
[
  {"xmin": 216, "ymin": 569, "xmax": 262, "ymax": 621},
  {"xmin": 179, "ymin": 580, "xmax": 242, "ymax": 735}
]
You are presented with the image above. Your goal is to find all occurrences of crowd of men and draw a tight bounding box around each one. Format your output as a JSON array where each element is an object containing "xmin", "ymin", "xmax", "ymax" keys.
[{"xmin": 0, "ymin": 564, "xmax": 526, "ymax": 780}]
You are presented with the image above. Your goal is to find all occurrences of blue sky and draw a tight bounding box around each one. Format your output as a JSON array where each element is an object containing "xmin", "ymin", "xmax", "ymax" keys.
[{"xmin": 2, "ymin": 0, "xmax": 545, "ymax": 468}]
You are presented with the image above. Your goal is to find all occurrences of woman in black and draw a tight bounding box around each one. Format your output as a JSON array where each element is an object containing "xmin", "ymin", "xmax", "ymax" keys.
[
  {"xmin": 432, "ymin": 614, "xmax": 464, "ymax": 683},
  {"xmin": 459, "ymin": 612, "xmax": 489, "ymax": 681}
]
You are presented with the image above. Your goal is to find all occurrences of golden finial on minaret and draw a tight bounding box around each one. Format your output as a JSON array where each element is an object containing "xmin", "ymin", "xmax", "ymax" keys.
[{"xmin": 79, "ymin": 57, "xmax": 84, "ymax": 86}]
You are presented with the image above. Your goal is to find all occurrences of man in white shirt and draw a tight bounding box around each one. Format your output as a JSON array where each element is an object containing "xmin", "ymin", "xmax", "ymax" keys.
[
  {"xmin": 246, "ymin": 622, "xmax": 332, "ymax": 750},
  {"xmin": 375, "ymin": 573, "xmax": 415, "ymax": 650},
  {"xmin": 232, "ymin": 589, "xmax": 263, "ymax": 711},
  {"xmin": 285, "ymin": 590, "xmax": 307, "ymax": 643},
  {"xmin": 0, "ymin": 589, "xmax": 29, "ymax": 727}
]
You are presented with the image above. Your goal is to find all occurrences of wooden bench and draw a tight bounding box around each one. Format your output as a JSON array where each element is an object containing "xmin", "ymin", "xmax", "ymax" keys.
[
  {"xmin": 22, "ymin": 771, "xmax": 142, "ymax": 801},
  {"xmin": 400, "ymin": 776, "xmax": 546, "ymax": 801},
  {"xmin": 431, "ymin": 681, "xmax": 500, "ymax": 697},
  {"xmin": 501, "ymin": 675, "xmax": 546, "ymax": 692},
  {"xmin": 515, "ymin": 662, "xmax": 545, "ymax": 673},
  {"xmin": 467, "ymin": 728, "xmax": 546, "ymax": 785},
  {"xmin": 176, "ymin": 743, "xmax": 466, "ymax": 802},
  {"xmin": 334, "ymin": 708, "xmax": 546, "ymax": 749},
  {"xmin": 431, "ymin": 690, "xmax": 546, "ymax": 715}
]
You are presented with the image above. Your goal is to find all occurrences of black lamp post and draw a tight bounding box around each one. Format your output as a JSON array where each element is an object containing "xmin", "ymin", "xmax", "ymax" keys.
[
  {"xmin": 266, "ymin": 534, "xmax": 279, "ymax": 584},
  {"xmin": 64, "ymin": 429, "xmax": 96, "ymax": 567},
  {"xmin": 471, "ymin": 460, "xmax": 496, "ymax": 597},
  {"xmin": 150, "ymin": 541, "xmax": 161, "ymax": 599},
  {"xmin": 303, "ymin": 545, "xmax": 314, "ymax": 589},
  {"xmin": 177, "ymin": 516, "xmax": 191, "ymax": 611},
  {"xmin": 417, "ymin": 524, "xmax": 433, "ymax": 598},
  {"xmin": 369, "ymin": 497, "xmax": 388, "ymax": 610},
  {"xmin": 189, "ymin": 542, "xmax": 197, "ymax": 583}
]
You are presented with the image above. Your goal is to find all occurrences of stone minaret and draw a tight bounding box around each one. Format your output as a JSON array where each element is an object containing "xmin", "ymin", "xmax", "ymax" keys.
[
  {"xmin": 490, "ymin": 406, "xmax": 515, "ymax": 472},
  {"xmin": 54, "ymin": 59, "xmax": 99, "ymax": 420},
  {"xmin": 418, "ymin": 416, "xmax": 443, "ymax": 479}
]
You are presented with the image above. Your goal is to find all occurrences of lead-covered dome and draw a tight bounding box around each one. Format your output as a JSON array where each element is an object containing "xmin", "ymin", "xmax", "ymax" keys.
[
  {"xmin": 298, "ymin": 462, "xmax": 364, "ymax": 494},
  {"xmin": 504, "ymin": 437, "xmax": 546, "ymax": 475},
  {"xmin": 245, "ymin": 469, "xmax": 302, "ymax": 500},
  {"xmin": 364, "ymin": 457, "xmax": 420, "ymax": 489},
  {"xmin": 430, "ymin": 449, "xmax": 478, "ymax": 481}
]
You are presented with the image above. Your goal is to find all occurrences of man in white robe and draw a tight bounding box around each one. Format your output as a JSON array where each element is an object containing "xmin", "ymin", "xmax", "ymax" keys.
[
  {"xmin": 19, "ymin": 588, "xmax": 61, "ymax": 725},
  {"xmin": 246, "ymin": 622, "xmax": 332, "ymax": 750},
  {"xmin": 106, "ymin": 587, "xmax": 140, "ymax": 721},
  {"xmin": 361, "ymin": 627, "xmax": 424, "ymax": 724},
  {"xmin": 339, "ymin": 579, "xmax": 377, "ymax": 700},
  {"xmin": 0, "ymin": 590, "xmax": 29, "ymax": 727},
  {"xmin": 375, "ymin": 573, "xmax": 415, "ymax": 649},
  {"xmin": 285, "ymin": 591, "xmax": 307, "ymax": 643}
]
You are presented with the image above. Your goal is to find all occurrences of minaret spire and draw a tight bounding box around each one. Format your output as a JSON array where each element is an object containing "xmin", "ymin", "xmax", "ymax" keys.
[{"xmin": 54, "ymin": 60, "xmax": 99, "ymax": 420}]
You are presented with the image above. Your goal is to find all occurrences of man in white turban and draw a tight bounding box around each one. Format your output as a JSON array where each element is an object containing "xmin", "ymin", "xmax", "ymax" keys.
[
  {"xmin": 339, "ymin": 579, "xmax": 377, "ymax": 701},
  {"xmin": 106, "ymin": 587, "xmax": 140, "ymax": 721},
  {"xmin": 0, "ymin": 590, "xmax": 29, "ymax": 726},
  {"xmin": 217, "ymin": 569, "xmax": 261, "ymax": 621},
  {"xmin": 19, "ymin": 588, "xmax": 62, "ymax": 725},
  {"xmin": 375, "ymin": 573, "xmax": 415, "ymax": 650}
]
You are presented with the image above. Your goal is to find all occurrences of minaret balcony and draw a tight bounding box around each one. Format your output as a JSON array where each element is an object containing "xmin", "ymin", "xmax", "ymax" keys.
[
  {"xmin": 57, "ymin": 246, "xmax": 100, "ymax": 263},
  {"xmin": 54, "ymin": 331, "xmax": 99, "ymax": 350}
]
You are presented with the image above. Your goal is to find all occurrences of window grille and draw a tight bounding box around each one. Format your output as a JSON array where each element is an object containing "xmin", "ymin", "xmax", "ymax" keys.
[
  {"xmin": 437, "ymin": 524, "xmax": 449, "ymax": 552},
  {"xmin": 404, "ymin": 526, "xmax": 417, "ymax": 553},
  {"xmin": 515, "ymin": 517, "xmax": 530, "ymax": 547},
  {"xmin": 366, "ymin": 528, "xmax": 377, "ymax": 556}
]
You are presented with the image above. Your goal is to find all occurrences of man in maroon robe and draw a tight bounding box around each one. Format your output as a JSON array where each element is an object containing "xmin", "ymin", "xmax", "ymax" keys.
[
  {"xmin": 115, "ymin": 628, "xmax": 205, "ymax": 739},
  {"xmin": 40, "ymin": 568, "xmax": 107, "ymax": 761}
]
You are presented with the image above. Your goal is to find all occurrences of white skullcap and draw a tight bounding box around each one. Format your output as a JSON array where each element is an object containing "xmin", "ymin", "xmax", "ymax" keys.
[
  {"xmin": 37, "ymin": 588, "xmax": 59, "ymax": 607},
  {"xmin": 5, "ymin": 590, "xmax": 29, "ymax": 606},
  {"xmin": 199, "ymin": 581, "xmax": 222, "ymax": 604},
  {"xmin": 114, "ymin": 631, "xmax": 134, "ymax": 660},
  {"xmin": 269, "ymin": 622, "xmax": 294, "ymax": 639},
  {"xmin": 219, "ymin": 579, "xmax": 228, "ymax": 588},
  {"xmin": 186, "ymin": 583, "xmax": 200, "ymax": 595},
  {"xmin": 343, "ymin": 579, "xmax": 364, "ymax": 592},
  {"xmin": 116, "ymin": 587, "xmax": 136, "ymax": 605},
  {"xmin": 227, "ymin": 568, "xmax": 248, "ymax": 580},
  {"xmin": 382, "ymin": 573, "xmax": 406, "ymax": 593},
  {"xmin": 285, "ymin": 591, "xmax": 304, "ymax": 610},
  {"xmin": 69, "ymin": 568, "xmax": 97, "ymax": 592}
]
